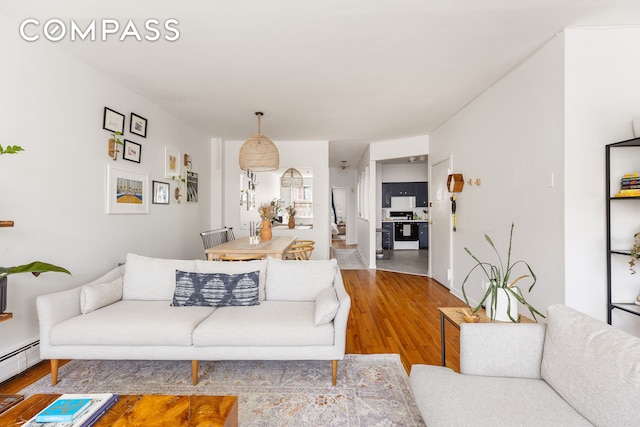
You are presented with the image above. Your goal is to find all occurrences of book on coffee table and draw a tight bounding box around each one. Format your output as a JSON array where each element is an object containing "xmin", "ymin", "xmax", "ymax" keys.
[
  {"xmin": 36, "ymin": 398, "xmax": 92, "ymax": 422},
  {"xmin": 23, "ymin": 393, "xmax": 118, "ymax": 427}
]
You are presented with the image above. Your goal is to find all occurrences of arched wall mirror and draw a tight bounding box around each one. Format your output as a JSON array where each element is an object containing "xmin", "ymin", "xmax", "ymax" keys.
[{"xmin": 239, "ymin": 167, "xmax": 313, "ymax": 230}]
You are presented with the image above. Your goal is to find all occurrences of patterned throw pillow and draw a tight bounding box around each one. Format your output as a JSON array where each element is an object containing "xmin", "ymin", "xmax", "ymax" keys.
[{"xmin": 173, "ymin": 270, "xmax": 260, "ymax": 307}]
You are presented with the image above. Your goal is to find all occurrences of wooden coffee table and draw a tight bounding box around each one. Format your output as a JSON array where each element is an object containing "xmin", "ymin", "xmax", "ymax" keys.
[{"xmin": 0, "ymin": 393, "xmax": 238, "ymax": 426}]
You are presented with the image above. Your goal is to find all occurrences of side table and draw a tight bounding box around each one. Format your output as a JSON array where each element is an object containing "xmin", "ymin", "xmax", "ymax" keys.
[{"xmin": 437, "ymin": 307, "xmax": 534, "ymax": 367}]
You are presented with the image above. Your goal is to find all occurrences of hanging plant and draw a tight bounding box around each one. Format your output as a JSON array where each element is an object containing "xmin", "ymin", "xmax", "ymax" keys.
[{"xmin": 629, "ymin": 232, "xmax": 640, "ymax": 274}]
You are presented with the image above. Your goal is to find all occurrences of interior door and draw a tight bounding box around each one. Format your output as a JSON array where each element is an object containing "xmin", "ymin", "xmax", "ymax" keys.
[{"xmin": 430, "ymin": 157, "xmax": 452, "ymax": 288}]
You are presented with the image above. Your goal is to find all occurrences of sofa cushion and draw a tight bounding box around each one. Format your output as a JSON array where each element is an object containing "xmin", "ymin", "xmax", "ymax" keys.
[
  {"xmin": 123, "ymin": 253, "xmax": 196, "ymax": 301},
  {"xmin": 315, "ymin": 286, "xmax": 339, "ymax": 326},
  {"xmin": 80, "ymin": 277, "xmax": 123, "ymax": 314},
  {"xmin": 50, "ymin": 301, "xmax": 215, "ymax": 346},
  {"xmin": 541, "ymin": 304, "xmax": 640, "ymax": 426},
  {"xmin": 409, "ymin": 365, "xmax": 592, "ymax": 426},
  {"xmin": 195, "ymin": 259, "xmax": 268, "ymax": 301},
  {"xmin": 265, "ymin": 258, "xmax": 337, "ymax": 301},
  {"xmin": 173, "ymin": 270, "xmax": 259, "ymax": 307},
  {"xmin": 192, "ymin": 301, "xmax": 334, "ymax": 346}
]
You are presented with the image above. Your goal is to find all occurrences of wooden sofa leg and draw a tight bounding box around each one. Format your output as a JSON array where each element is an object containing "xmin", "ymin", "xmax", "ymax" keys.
[
  {"xmin": 332, "ymin": 360, "xmax": 338, "ymax": 386},
  {"xmin": 51, "ymin": 359, "xmax": 59, "ymax": 386},
  {"xmin": 192, "ymin": 360, "xmax": 198, "ymax": 385}
]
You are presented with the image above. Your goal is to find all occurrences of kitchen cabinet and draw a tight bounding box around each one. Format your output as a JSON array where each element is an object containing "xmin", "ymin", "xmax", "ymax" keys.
[
  {"xmin": 419, "ymin": 222, "xmax": 429, "ymax": 249},
  {"xmin": 415, "ymin": 182, "xmax": 428, "ymax": 207},
  {"xmin": 606, "ymin": 137, "xmax": 640, "ymax": 324},
  {"xmin": 381, "ymin": 222, "xmax": 393, "ymax": 249},
  {"xmin": 382, "ymin": 181, "xmax": 428, "ymax": 207}
]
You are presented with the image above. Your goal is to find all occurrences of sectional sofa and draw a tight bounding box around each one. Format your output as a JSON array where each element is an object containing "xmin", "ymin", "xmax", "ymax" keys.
[
  {"xmin": 36, "ymin": 254, "xmax": 351, "ymax": 386},
  {"xmin": 410, "ymin": 304, "xmax": 640, "ymax": 426}
]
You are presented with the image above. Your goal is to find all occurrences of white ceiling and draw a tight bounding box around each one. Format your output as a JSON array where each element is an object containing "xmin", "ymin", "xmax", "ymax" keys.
[{"xmin": 2, "ymin": 1, "xmax": 640, "ymax": 168}]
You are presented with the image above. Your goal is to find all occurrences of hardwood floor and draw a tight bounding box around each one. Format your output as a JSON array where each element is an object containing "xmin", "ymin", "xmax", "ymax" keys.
[{"xmin": 0, "ymin": 269, "xmax": 464, "ymax": 394}]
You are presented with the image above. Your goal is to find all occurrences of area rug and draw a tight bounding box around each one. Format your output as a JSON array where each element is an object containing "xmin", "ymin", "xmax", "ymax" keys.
[
  {"xmin": 20, "ymin": 354, "xmax": 425, "ymax": 426},
  {"xmin": 331, "ymin": 248, "xmax": 368, "ymax": 270}
]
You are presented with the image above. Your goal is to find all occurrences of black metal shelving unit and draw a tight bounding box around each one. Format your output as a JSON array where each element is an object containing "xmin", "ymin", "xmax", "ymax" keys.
[{"xmin": 606, "ymin": 137, "xmax": 640, "ymax": 324}]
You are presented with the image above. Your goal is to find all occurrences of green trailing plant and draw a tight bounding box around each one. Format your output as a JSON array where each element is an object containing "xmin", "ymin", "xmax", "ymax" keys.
[
  {"xmin": 0, "ymin": 145, "xmax": 25, "ymax": 155},
  {"xmin": 629, "ymin": 232, "xmax": 640, "ymax": 274},
  {"xmin": 110, "ymin": 131, "xmax": 124, "ymax": 145},
  {"xmin": 461, "ymin": 222, "xmax": 545, "ymax": 322}
]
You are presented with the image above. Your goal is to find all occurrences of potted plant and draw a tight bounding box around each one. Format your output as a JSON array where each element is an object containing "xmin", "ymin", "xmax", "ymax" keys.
[
  {"xmin": 461, "ymin": 222, "xmax": 545, "ymax": 322},
  {"xmin": 1, "ymin": 261, "xmax": 71, "ymax": 314},
  {"xmin": 108, "ymin": 132, "xmax": 124, "ymax": 160},
  {"xmin": 286, "ymin": 205, "xmax": 296, "ymax": 229},
  {"xmin": 629, "ymin": 231, "xmax": 640, "ymax": 274},
  {"xmin": 0, "ymin": 145, "xmax": 25, "ymax": 155}
]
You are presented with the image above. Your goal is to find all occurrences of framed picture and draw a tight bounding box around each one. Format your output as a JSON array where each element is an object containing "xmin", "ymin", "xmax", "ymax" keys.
[
  {"xmin": 106, "ymin": 165, "xmax": 149, "ymax": 214},
  {"xmin": 152, "ymin": 180, "xmax": 170, "ymax": 204},
  {"xmin": 103, "ymin": 107, "xmax": 125, "ymax": 134},
  {"xmin": 130, "ymin": 112, "xmax": 147, "ymax": 138},
  {"xmin": 123, "ymin": 139, "xmax": 142, "ymax": 163},
  {"xmin": 187, "ymin": 171, "xmax": 198, "ymax": 202},
  {"xmin": 164, "ymin": 147, "xmax": 180, "ymax": 178}
]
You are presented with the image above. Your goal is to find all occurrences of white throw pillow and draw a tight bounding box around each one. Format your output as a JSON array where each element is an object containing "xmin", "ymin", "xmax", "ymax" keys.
[
  {"xmin": 195, "ymin": 259, "xmax": 268, "ymax": 301},
  {"xmin": 266, "ymin": 258, "xmax": 337, "ymax": 301},
  {"xmin": 80, "ymin": 277, "xmax": 123, "ymax": 314},
  {"xmin": 315, "ymin": 286, "xmax": 339, "ymax": 326},
  {"xmin": 123, "ymin": 253, "xmax": 196, "ymax": 300}
]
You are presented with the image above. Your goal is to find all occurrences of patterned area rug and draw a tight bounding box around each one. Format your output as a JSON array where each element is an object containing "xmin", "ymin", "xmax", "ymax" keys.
[
  {"xmin": 331, "ymin": 248, "xmax": 368, "ymax": 270},
  {"xmin": 20, "ymin": 354, "xmax": 425, "ymax": 426}
]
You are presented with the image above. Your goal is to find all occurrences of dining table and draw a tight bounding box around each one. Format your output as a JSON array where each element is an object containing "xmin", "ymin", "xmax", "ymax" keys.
[{"xmin": 205, "ymin": 235, "xmax": 296, "ymax": 261}]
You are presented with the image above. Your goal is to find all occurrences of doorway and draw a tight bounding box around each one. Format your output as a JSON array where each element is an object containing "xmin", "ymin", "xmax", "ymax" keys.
[{"xmin": 331, "ymin": 187, "xmax": 349, "ymax": 249}]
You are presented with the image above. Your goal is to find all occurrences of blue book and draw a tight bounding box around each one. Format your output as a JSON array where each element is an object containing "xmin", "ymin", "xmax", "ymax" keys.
[{"xmin": 36, "ymin": 398, "xmax": 92, "ymax": 422}]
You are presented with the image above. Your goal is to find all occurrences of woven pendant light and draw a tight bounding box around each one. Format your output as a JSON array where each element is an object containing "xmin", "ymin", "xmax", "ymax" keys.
[
  {"xmin": 281, "ymin": 167, "xmax": 303, "ymax": 187},
  {"xmin": 239, "ymin": 112, "xmax": 279, "ymax": 172}
]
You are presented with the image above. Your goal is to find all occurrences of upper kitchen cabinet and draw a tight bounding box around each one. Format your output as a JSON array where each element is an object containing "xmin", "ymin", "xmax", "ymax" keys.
[
  {"xmin": 415, "ymin": 182, "xmax": 428, "ymax": 207},
  {"xmin": 382, "ymin": 182, "xmax": 428, "ymax": 207}
]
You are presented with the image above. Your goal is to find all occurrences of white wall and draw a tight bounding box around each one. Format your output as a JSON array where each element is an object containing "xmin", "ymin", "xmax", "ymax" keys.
[
  {"xmin": 429, "ymin": 33, "xmax": 566, "ymax": 320},
  {"xmin": 0, "ymin": 11, "xmax": 213, "ymax": 364},
  {"xmin": 223, "ymin": 140, "xmax": 330, "ymax": 259},
  {"xmin": 381, "ymin": 162, "xmax": 429, "ymax": 182},
  {"xmin": 565, "ymin": 27, "xmax": 640, "ymax": 334}
]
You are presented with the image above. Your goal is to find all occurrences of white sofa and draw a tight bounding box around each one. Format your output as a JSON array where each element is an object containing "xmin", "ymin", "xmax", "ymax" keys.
[
  {"xmin": 410, "ymin": 304, "xmax": 640, "ymax": 426},
  {"xmin": 36, "ymin": 254, "xmax": 351, "ymax": 386}
]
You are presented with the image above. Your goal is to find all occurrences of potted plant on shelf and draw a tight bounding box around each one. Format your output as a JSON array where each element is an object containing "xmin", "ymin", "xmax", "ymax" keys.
[
  {"xmin": 1, "ymin": 145, "xmax": 71, "ymax": 314},
  {"xmin": 461, "ymin": 222, "xmax": 545, "ymax": 322},
  {"xmin": 286, "ymin": 205, "xmax": 296, "ymax": 229},
  {"xmin": 1, "ymin": 261, "xmax": 71, "ymax": 314}
]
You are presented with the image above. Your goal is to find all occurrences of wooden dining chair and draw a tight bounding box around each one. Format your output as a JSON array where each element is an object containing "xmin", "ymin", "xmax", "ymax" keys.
[
  {"xmin": 218, "ymin": 253, "xmax": 266, "ymax": 261},
  {"xmin": 285, "ymin": 244, "xmax": 314, "ymax": 260}
]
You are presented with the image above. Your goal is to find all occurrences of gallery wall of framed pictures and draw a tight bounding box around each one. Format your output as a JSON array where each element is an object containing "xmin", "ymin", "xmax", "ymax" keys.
[{"xmin": 102, "ymin": 106, "xmax": 198, "ymax": 214}]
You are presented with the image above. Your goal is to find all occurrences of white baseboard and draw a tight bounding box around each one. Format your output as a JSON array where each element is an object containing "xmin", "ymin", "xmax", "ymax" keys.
[{"xmin": 0, "ymin": 341, "xmax": 40, "ymax": 384}]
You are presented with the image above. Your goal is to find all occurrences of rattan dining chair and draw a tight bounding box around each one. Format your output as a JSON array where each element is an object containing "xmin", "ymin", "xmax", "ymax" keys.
[{"xmin": 285, "ymin": 243, "xmax": 314, "ymax": 260}]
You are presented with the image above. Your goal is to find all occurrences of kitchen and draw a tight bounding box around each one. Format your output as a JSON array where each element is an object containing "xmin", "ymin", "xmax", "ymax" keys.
[{"xmin": 376, "ymin": 157, "xmax": 429, "ymax": 276}]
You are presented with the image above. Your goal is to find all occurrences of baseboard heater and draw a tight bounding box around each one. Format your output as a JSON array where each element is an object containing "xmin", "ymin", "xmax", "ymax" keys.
[{"xmin": 0, "ymin": 340, "xmax": 40, "ymax": 384}]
